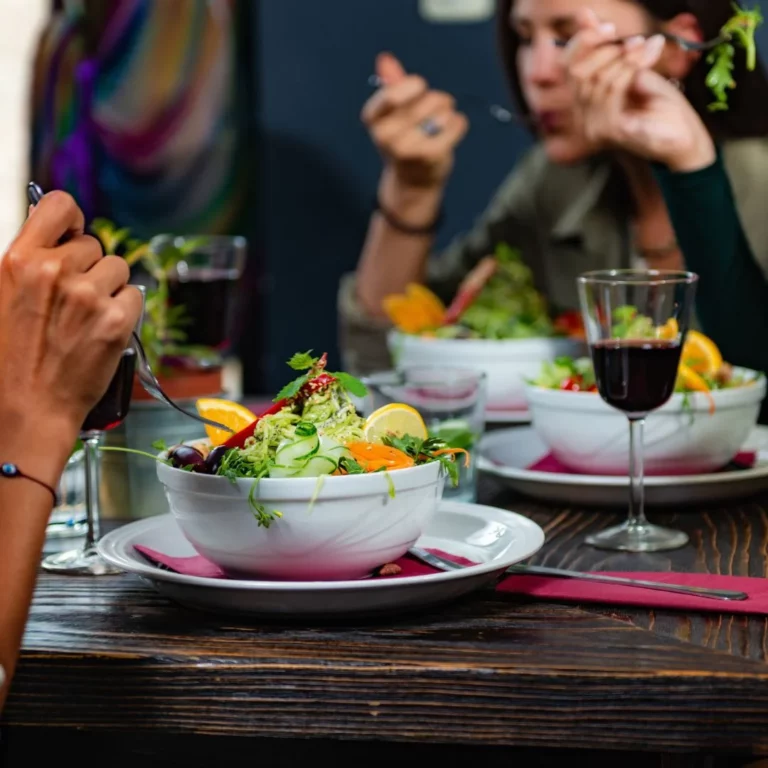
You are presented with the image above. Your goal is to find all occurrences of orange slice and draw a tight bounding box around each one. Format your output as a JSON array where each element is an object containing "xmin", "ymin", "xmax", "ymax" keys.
[
  {"xmin": 364, "ymin": 403, "xmax": 428, "ymax": 443},
  {"xmin": 196, "ymin": 398, "xmax": 258, "ymax": 447},
  {"xmin": 382, "ymin": 295, "xmax": 433, "ymax": 334},
  {"xmin": 677, "ymin": 364, "xmax": 716, "ymax": 415},
  {"xmin": 405, "ymin": 283, "xmax": 446, "ymax": 326},
  {"xmin": 682, "ymin": 330, "xmax": 723, "ymax": 375},
  {"xmin": 656, "ymin": 318, "xmax": 679, "ymax": 340}
]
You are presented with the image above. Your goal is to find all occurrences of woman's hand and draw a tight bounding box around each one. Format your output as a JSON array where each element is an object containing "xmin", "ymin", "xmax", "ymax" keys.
[
  {"xmin": 0, "ymin": 191, "xmax": 142, "ymax": 480},
  {"xmin": 362, "ymin": 53, "xmax": 469, "ymax": 222},
  {"xmin": 565, "ymin": 8, "xmax": 716, "ymax": 172}
]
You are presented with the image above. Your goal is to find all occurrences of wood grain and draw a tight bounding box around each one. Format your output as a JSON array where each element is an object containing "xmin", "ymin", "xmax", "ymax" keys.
[{"xmin": 5, "ymin": 475, "xmax": 768, "ymax": 760}]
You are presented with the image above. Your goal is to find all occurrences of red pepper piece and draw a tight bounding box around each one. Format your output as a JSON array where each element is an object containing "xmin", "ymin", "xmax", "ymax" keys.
[
  {"xmin": 298, "ymin": 373, "xmax": 336, "ymax": 398},
  {"xmin": 222, "ymin": 367, "xmax": 338, "ymax": 450},
  {"xmin": 443, "ymin": 256, "xmax": 497, "ymax": 326},
  {"xmin": 561, "ymin": 377, "xmax": 583, "ymax": 392},
  {"xmin": 223, "ymin": 401, "xmax": 287, "ymax": 450}
]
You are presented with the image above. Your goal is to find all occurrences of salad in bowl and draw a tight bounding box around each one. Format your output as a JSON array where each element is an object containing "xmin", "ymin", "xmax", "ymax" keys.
[
  {"xmin": 152, "ymin": 352, "xmax": 468, "ymax": 580},
  {"xmin": 525, "ymin": 320, "xmax": 766, "ymax": 476},
  {"xmin": 384, "ymin": 243, "xmax": 585, "ymax": 414}
]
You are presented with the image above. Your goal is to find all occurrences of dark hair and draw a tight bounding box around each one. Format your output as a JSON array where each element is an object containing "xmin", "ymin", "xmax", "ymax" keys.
[{"xmin": 496, "ymin": 0, "xmax": 768, "ymax": 138}]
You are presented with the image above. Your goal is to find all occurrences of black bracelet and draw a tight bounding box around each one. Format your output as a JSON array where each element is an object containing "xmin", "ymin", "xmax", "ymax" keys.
[
  {"xmin": 1, "ymin": 463, "xmax": 58, "ymax": 506},
  {"xmin": 375, "ymin": 198, "xmax": 443, "ymax": 236}
]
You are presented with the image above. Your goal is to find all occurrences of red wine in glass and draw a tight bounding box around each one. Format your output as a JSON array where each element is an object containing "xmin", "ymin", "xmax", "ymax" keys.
[
  {"xmin": 577, "ymin": 268, "xmax": 698, "ymax": 554},
  {"xmin": 81, "ymin": 348, "xmax": 137, "ymax": 432},
  {"xmin": 591, "ymin": 339, "xmax": 682, "ymax": 415},
  {"xmin": 168, "ymin": 268, "xmax": 238, "ymax": 350}
]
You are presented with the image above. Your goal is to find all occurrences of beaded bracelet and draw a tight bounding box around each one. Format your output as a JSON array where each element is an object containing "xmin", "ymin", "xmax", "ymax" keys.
[
  {"xmin": 1, "ymin": 463, "xmax": 58, "ymax": 506},
  {"xmin": 376, "ymin": 198, "xmax": 444, "ymax": 236}
]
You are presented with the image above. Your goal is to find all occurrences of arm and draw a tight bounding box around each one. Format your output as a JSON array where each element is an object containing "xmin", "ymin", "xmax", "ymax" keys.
[
  {"xmin": 339, "ymin": 153, "xmax": 541, "ymax": 374},
  {"xmin": 0, "ymin": 417, "xmax": 78, "ymax": 710},
  {"xmin": 0, "ymin": 191, "xmax": 142, "ymax": 710},
  {"xmin": 653, "ymin": 154, "xmax": 768, "ymax": 375}
]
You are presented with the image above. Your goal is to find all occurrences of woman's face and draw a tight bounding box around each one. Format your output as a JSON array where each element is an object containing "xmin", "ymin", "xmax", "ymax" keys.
[{"xmin": 512, "ymin": 0, "xmax": 653, "ymax": 164}]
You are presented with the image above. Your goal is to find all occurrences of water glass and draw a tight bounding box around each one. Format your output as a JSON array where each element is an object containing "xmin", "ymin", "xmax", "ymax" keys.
[
  {"xmin": 362, "ymin": 368, "xmax": 487, "ymax": 502},
  {"xmin": 150, "ymin": 234, "xmax": 247, "ymax": 354},
  {"xmin": 46, "ymin": 449, "xmax": 86, "ymax": 539}
]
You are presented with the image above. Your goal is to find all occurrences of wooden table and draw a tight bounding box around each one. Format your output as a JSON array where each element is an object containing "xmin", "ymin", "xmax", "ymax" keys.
[{"xmin": 4, "ymin": 475, "xmax": 768, "ymax": 767}]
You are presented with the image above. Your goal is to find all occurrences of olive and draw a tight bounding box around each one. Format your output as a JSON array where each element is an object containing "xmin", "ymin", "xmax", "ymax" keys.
[
  {"xmin": 169, "ymin": 445, "xmax": 207, "ymax": 472},
  {"xmin": 204, "ymin": 445, "xmax": 229, "ymax": 474}
]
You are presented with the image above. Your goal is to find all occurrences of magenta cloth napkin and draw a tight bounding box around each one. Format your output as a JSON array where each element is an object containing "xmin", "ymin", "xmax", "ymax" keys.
[
  {"xmin": 527, "ymin": 451, "xmax": 756, "ymax": 474},
  {"xmin": 134, "ymin": 545, "xmax": 768, "ymax": 615}
]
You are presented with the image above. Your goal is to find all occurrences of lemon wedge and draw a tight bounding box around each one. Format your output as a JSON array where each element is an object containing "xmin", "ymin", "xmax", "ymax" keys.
[{"xmin": 364, "ymin": 403, "xmax": 428, "ymax": 443}]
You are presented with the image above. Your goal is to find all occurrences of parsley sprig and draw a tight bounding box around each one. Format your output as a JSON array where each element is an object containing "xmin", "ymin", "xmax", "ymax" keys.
[
  {"xmin": 274, "ymin": 350, "xmax": 368, "ymax": 402},
  {"xmin": 381, "ymin": 434, "xmax": 462, "ymax": 487},
  {"xmin": 706, "ymin": 3, "xmax": 763, "ymax": 111}
]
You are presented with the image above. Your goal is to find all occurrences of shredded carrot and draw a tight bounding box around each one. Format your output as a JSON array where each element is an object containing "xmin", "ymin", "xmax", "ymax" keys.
[
  {"xmin": 346, "ymin": 442, "xmax": 415, "ymax": 472},
  {"xmin": 432, "ymin": 447, "xmax": 471, "ymax": 468}
]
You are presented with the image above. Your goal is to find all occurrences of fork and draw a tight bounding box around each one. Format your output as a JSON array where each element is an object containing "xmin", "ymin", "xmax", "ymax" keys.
[
  {"xmin": 367, "ymin": 74, "xmax": 523, "ymax": 125},
  {"xmin": 409, "ymin": 547, "xmax": 749, "ymax": 601},
  {"xmin": 604, "ymin": 31, "xmax": 727, "ymax": 52},
  {"xmin": 130, "ymin": 332, "xmax": 234, "ymax": 435}
]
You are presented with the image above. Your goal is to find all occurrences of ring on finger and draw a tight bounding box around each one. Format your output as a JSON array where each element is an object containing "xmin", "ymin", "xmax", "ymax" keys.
[{"xmin": 419, "ymin": 117, "xmax": 443, "ymax": 137}]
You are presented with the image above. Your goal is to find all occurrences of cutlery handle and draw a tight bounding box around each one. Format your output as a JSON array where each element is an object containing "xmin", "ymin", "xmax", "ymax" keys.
[{"xmin": 507, "ymin": 565, "xmax": 748, "ymax": 601}]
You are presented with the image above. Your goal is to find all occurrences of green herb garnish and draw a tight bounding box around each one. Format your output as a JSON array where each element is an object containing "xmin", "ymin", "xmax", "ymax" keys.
[
  {"xmin": 381, "ymin": 434, "xmax": 461, "ymax": 488},
  {"xmin": 706, "ymin": 3, "xmax": 763, "ymax": 111},
  {"xmin": 274, "ymin": 350, "xmax": 368, "ymax": 402}
]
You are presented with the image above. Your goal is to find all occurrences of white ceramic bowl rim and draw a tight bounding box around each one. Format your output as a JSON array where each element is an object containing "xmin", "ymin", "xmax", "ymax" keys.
[
  {"xmin": 389, "ymin": 329, "xmax": 576, "ymax": 348},
  {"xmin": 525, "ymin": 366, "xmax": 766, "ymax": 411},
  {"xmin": 156, "ymin": 454, "xmax": 444, "ymax": 498}
]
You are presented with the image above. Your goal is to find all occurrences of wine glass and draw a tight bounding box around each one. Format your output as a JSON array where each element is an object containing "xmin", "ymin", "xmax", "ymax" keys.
[
  {"xmin": 42, "ymin": 288, "xmax": 145, "ymax": 575},
  {"xmin": 577, "ymin": 269, "xmax": 698, "ymax": 552}
]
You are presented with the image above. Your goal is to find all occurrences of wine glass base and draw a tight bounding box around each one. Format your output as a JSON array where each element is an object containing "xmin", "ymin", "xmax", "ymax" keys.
[
  {"xmin": 586, "ymin": 522, "xmax": 689, "ymax": 553},
  {"xmin": 41, "ymin": 545, "xmax": 122, "ymax": 575}
]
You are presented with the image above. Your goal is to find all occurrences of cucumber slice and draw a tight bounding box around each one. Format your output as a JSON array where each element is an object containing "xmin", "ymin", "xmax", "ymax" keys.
[
  {"xmin": 275, "ymin": 426, "xmax": 319, "ymax": 467},
  {"xmin": 318, "ymin": 435, "xmax": 350, "ymax": 460},
  {"xmin": 294, "ymin": 455, "xmax": 338, "ymax": 478}
]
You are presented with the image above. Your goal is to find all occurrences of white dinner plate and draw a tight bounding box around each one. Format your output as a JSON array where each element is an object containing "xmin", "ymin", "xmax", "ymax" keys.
[
  {"xmin": 478, "ymin": 426, "xmax": 768, "ymax": 507},
  {"xmin": 97, "ymin": 501, "xmax": 545, "ymax": 618}
]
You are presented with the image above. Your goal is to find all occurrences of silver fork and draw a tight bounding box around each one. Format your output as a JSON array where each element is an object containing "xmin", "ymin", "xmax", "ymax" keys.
[
  {"xmin": 409, "ymin": 547, "xmax": 748, "ymax": 602},
  {"xmin": 131, "ymin": 332, "xmax": 234, "ymax": 435},
  {"xmin": 604, "ymin": 32, "xmax": 727, "ymax": 52}
]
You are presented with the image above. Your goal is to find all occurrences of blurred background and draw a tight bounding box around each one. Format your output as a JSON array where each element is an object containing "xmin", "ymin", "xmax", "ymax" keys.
[{"xmin": 3, "ymin": 0, "xmax": 768, "ymax": 395}]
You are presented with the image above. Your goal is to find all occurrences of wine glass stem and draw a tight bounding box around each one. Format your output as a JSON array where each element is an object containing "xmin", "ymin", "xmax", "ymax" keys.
[
  {"xmin": 82, "ymin": 432, "xmax": 103, "ymax": 549},
  {"xmin": 627, "ymin": 417, "xmax": 648, "ymax": 529}
]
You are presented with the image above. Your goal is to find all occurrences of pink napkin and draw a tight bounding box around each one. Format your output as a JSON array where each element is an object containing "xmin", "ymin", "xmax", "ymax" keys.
[
  {"xmin": 527, "ymin": 451, "xmax": 756, "ymax": 474},
  {"xmin": 134, "ymin": 545, "xmax": 768, "ymax": 615}
]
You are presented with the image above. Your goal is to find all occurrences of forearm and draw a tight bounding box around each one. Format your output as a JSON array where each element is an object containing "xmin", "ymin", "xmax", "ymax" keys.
[
  {"xmin": 654, "ymin": 154, "xmax": 768, "ymax": 373},
  {"xmin": 355, "ymin": 171, "xmax": 443, "ymax": 318},
  {"xmin": 0, "ymin": 418, "xmax": 75, "ymax": 709}
]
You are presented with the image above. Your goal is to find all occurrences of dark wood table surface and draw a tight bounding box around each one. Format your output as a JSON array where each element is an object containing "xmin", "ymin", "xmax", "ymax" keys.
[{"xmin": 4, "ymin": 473, "xmax": 768, "ymax": 768}]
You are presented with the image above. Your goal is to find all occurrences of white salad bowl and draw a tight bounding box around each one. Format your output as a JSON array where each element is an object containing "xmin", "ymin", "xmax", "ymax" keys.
[
  {"xmin": 388, "ymin": 330, "xmax": 585, "ymax": 416},
  {"xmin": 524, "ymin": 367, "xmax": 766, "ymax": 476},
  {"xmin": 156, "ymin": 454, "xmax": 445, "ymax": 581}
]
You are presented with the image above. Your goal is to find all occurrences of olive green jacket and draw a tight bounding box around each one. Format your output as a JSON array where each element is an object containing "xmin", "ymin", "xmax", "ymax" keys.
[{"xmin": 338, "ymin": 138, "xmax": 768, "ymax": 375}]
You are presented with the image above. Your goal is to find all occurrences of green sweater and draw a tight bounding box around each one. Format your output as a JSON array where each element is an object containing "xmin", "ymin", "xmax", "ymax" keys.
[{"xmin": 654, "ymin": 152, "xmax": 768, "ymax": 421}]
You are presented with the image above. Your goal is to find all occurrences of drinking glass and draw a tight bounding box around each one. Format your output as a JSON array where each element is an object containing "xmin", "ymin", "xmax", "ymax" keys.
[
  {"xmin": 46, "ymin": 449, "xmax": 86, "ymax": 539},
  {"xmin": 150, "ymin": 234, "xmax": 247, "ymax": 354},
  {"xmin": 42, "ymin": 288, "xmax": 145, "ymax": 575},
  {"xmin": 577, "ymin": 269, "xmax": 698, "ymax": 552},
  {"xmin": 363, "ymin": 368, "xmax": 487, "ymax": 502}
]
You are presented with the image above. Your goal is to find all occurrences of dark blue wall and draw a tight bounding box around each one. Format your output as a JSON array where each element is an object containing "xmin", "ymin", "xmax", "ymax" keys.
[
  {"xmin": 255, "ymin": 0, "xmax": 532, "ymax": 390},
  {"xmin": 253, "ymin": 1, "xmax": 768, "ymax": 392}
]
